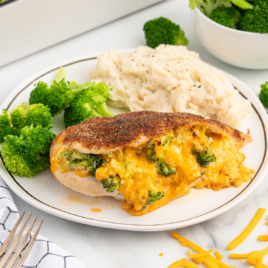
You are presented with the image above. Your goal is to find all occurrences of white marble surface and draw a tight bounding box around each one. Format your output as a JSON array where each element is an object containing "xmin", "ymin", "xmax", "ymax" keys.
[{"xmin": 1, "ymin": 0, "xmax": 268, "ymax": 267}]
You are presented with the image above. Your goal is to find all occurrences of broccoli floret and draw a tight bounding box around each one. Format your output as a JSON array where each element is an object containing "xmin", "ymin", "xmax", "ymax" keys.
[
  {"xmin": 10, "ymin": 102, "xmax": 30, "ymax": 129},
  {"xmin": 156, "ymin": 154, "xmax": 176, "ymax": 176},
  {"xmin": 101, "ymin": 176, "xmax": 120, "ymax": 192},
  {"xmin": 23, "ymin": 104, "xmax": 53, "ymax": 129},
  {"xmin": 64, "ymin": 82, "xmax": 113, "ymax": 128},
  {"xmin": 259, "ymin": 82, "xmax": 268, "ymax": 108},
  {"xmin": 210, "ymin": 6, "xmax": 241, "ymax": 28},
  {"xmin": 156, "ymin": 134, "xmax": 176, "ymax": 176},
  {"xmin": 0, "ymin": 103, "xmax": 53, "ymax": 144},
  {"xmin": 162, "ymin": 133, "xmax": 173, "ymax": 146},
  {"xmin": 59, "ymin": 149, "xmax": 104, "ymax": 176},
  {"xmin": 146, "ymin": 140, "xmax": 156, "ymax": 162},
  {"xmin": 239, "ymin": 0, "xmax": 268, "ymax": 33},
  {"xmin": 189, "ymin": 0, "xmax": 231, "ymax": 16},
  {"xmin": 1, "ymin": 126, "xmax": 55, "ymax": 177},
  {"xmin": 189, "ymin": 0, "xmax": 252, "ymax": 17},
  {"xmin": 146, "ymin": 134, "xmax": 172, "ymax": 161},
  {"xmin": 145, "ymin": 139, "xmax": 176, "ymax": 176},
  {"xmin": 29, "ymin": 80, "xmax": 92, "ymax": 117},
  {"xmin": 0, "ymin": 110, "xmax": 20, "ymax": 143},
  {"xmin": 141, "ymin": 191, "xmax": 165, "ymax": 210},
  {"xmin": 148, "ymin": 191, "xmax": 165, "ymax": 205},
  {"xmin": 143, "ymin": 17, "xmax": 188, "ymax": 49},
  {"xmin": 10, "ymin": 102, "xmax": 52, "ymax": 129},
  {"xmin": 29, "ymin": 68, "xmax": 92, "ymax": 117},
  {"xmin": 192, "ymin": 147, "xmax": 216, "ymax": 167}
]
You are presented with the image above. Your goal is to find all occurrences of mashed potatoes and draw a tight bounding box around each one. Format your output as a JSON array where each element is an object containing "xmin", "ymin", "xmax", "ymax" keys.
[{"xmin": 89, "ymin": 45, "xmax": 251, "ymax": 127}]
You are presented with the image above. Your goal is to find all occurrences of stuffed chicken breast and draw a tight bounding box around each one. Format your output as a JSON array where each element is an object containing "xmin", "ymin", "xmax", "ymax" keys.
[{"xmin": 50, "ymin": 111, "xmax": 254, "ymax": 216}]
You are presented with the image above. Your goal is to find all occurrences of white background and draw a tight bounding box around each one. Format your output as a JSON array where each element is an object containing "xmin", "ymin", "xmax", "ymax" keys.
[{"xmin": 1, "ymin": 0, "xmax": 268, "ymax": 267}]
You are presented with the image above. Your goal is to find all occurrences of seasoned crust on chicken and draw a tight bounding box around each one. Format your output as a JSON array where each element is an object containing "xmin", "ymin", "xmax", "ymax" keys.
[{"xmin": 51, "ymin": 111, "xmax": 252, "ymax": 156}]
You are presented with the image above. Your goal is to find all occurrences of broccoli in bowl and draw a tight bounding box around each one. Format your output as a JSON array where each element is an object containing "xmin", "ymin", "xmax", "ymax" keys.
[{"xmin": 189, "ymin": 0, "xmax": 268, "ymax": 33}]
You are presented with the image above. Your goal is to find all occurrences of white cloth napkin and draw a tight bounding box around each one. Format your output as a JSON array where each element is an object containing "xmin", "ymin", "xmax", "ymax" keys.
[{"xmin": 0, "ymin": 177, "xmax": 87, "ymax": 268}]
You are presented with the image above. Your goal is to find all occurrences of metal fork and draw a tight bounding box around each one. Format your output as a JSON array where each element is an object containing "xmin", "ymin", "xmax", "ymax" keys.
[{"xmin": 0, "ymin": 211, "xmax": 44, "ymax": 268}]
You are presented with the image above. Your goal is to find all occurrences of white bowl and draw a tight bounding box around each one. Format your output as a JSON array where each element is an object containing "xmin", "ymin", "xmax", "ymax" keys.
[{"xmin": 193, "ymin": 7, "xmax": 268, "ymax": 69}]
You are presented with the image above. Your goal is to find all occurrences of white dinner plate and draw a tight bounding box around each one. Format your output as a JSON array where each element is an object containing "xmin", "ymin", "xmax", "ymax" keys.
[{"xmin": 0, "ymin": 51, "xmax": 268, "ymax": 232}]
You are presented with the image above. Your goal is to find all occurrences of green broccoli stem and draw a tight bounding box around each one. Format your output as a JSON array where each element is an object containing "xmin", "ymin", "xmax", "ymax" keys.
[
  {"xmin": 55, "ymin": 67, "xmax": 67, "ymax": 82},
  {"xmin": 81, "ymin": 103, "xmax": 102, "ymax": 117},
  {"xmin": 55, "ymin": 67, "xmax": 93, "ymax": 94},
  {"xmin": 195, "ymin": 0, "xmax": 216, "ymax": 17},
  {"xmin": 66, "ymin": 83, "xmax": 96, "ymax": 103},
  {"xmin": 95, "ymin": 103, "xmax": 114, "ymax": 117},
  {"xmin": 91, "ymin": 110, "xmax": 102, "ymax": 117},
  {"xmin": 194, "ymin": 0, "xmax": 253, "ymax": 17},
  {"xmin": 68, "ymin": 82, "xmax": 93, "ymax": 92},
  {"xmin": 10, "ymin": 102, "xmax": 31, "ymax": 129},
  {"xmin": 90, "ymin": 103, "xmax": 114, "ymax": 118},
  {"xmin": 205, "ymin": 1, "xmax": 215, "ymax": 17},
  {"xmin": 231, "ymin": 0, "xmax": 253, "ymax": 9}
]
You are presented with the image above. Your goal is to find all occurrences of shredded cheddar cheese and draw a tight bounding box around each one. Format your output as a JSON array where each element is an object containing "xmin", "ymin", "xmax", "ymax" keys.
[
  {"xmin": 246, "ymin": 251, "xmax": 259, "ymax": 265},
  {"xmin": 230, "ymin": 253, "xmax": 248, "ymax": 259},
  {"xmin": 183, "ymin": 261, "xmax": 200, "ymax": 268},
  {"xmin": 248, "ymin": 251, "xmax": 259, "ymax": 257},
  {"xmin": 168, "ymin": 209, "xmax": 268, "ymax": 268},
  {"xmin": 159, "ymin": 253, "xmax": 164, "ymax": 257},
  {"xmin": 247, "ymin": 247, "xmax": 268, "ymax": 263},
  {"xmin": 227, "ymin": 208, "xmax": 266, "ymax": 250},
  {"xmin": 192, "ymin": 257, "xmax": 202, "ymax": 264},
  {"xmin": 229, "ymin": 251, "xmax": 259, "ymax": 265},
  {"xmin": 171, "ymin": 233, "xmax": 235, "ymax": 268},
  {"xmin": 256, "ymin": 257, "xmax": 263, "ymax": 268},
  {"xmin": 258, "ymin": 235, "xmax": 268, "ymax": 241},
  {"xmin": 215, "ymin": 251, "xmax": 223, "ymax": 260},
  {"xmin": 188, "ymin": 249, "xmax": 214, "ymax": 259},
  {"xmin": 168, "ymin": 258, "xmax": 187, "ymax": 268},
  {"xmin": 265, "ymin": 222, "xmax": 268, "ymax": 226},
  {"xmin": 202, "ymin": 258, "xmax": 220, "ymax": 268},
  {"xmin": 247, "ymin": 258, "xmax": 256, "ymax": 265}
]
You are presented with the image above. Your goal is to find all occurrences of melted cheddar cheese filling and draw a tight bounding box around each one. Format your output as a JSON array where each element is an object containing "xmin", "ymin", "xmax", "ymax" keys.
[
  {"xmin": 56, "ymin": 124, "xmax": 254, "ymax": 216},
  {"xmin": 95, "ymin": 125, "xmax": 254, "ymax": 215}
]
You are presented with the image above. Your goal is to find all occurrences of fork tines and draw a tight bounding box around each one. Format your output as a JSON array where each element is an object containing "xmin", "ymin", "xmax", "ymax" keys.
[{"xmin": 0, "ymin": 211, "xmax": 44, "ymax": 268}]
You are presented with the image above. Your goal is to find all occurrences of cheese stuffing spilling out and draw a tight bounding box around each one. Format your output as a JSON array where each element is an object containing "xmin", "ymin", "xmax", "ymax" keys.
[{"xmin": 57, "ymin": 124, "xmax": 254, "ymax": 216}]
